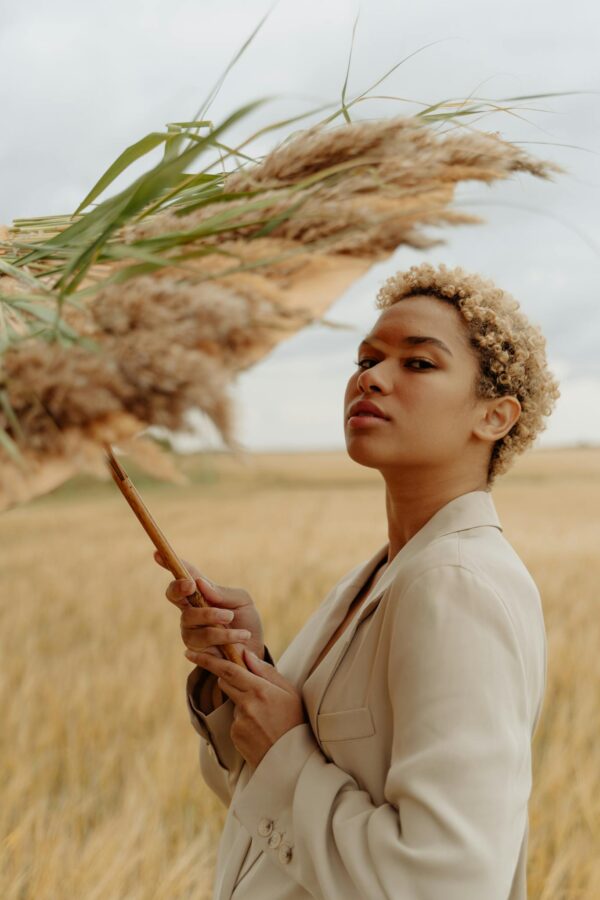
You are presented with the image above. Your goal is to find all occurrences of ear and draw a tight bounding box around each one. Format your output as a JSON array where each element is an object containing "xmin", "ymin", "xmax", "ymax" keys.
[{"xmin": 473, "ymin": 395, "xmax": 521, "ymax": 443}]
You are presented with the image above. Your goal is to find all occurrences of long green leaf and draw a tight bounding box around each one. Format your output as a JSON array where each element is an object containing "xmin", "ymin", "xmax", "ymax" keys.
[
  {"xmin": 10, "ymin": 299, "xmax": 80, "ymax": 339},
  {"xmin": 0, "ymin": 388, "xmax": 25, "ymax": 442},
  {"xmin": 120, "ymin": 97, "xmax": 272, "ymax": 221},
  {"xmin": 162, "ymin": 124, "xmax": 188, "ymax": 165},
  {"xmin": 54, "ymin": 98, "xmax": 273, "ymax": 295},
  {"xmin": 191, "ymin": 1, "xmax": 279, "ymax": 136},
  {"xmin": 340, "ymin": 11, "xmax": 360, "ymax": 124},
  {"xmin": 74, "ymin": 131, "xmax": 182, "ymax": 216},
  {"xmin": 0, "ymin": 258, "xmax": 53, "ymax": 294}
]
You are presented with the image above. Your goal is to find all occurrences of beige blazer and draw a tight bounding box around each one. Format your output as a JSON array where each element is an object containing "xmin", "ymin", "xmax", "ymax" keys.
[{"xmin": 186, "ymin": 489, "xmax": 547, "ymax": 900}]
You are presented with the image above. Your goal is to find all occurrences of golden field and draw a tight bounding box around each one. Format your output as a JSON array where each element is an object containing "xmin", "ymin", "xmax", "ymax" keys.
[{"xmin": 1, "ymin": 446, "xmax": 599, "ymax": 899}]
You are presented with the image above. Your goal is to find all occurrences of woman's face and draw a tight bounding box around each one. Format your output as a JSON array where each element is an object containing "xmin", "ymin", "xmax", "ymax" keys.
[{"xmin": 343, "ymin": 294, "xmax": 486, "ymax": 476}]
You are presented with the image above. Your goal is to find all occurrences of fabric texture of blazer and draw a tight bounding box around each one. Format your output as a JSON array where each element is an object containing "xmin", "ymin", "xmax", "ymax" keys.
[{"xmin": 185, "ymin": 489, "xmax": 547, "ymax": 900}]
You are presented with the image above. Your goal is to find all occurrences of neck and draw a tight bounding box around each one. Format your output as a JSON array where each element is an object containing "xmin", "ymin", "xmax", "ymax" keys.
[{"xmin": 381, "ymin": 468, "xmax": 489, "ymax": 563}]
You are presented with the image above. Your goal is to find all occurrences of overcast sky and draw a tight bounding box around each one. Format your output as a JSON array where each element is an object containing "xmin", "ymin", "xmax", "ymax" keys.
[{"xmin": 1, "ymin": 0, "xmax": 599, "ymax": 452}]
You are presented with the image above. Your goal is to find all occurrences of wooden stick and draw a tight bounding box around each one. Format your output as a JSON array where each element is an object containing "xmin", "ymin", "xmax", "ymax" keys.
[{"xmin": 103, "ymin": 442, "xmax": 247, "ymax": 669}]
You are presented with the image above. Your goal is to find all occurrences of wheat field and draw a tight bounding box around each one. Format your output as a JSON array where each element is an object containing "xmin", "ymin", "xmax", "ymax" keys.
[{"xmin": 1, "ymin": 446, "xmax": 599, "ymax": 899}]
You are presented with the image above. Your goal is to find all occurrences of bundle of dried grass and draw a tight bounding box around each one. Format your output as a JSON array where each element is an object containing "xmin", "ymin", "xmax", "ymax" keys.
[{"xmin": 0, "ymin": 101, "xmax": 564, "ymax": 511}]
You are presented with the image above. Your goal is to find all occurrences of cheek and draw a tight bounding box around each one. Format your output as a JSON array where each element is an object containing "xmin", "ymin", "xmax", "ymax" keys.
[{"xmin": 343, "ymin": 373, "xmax": 358, "ymax": 403}]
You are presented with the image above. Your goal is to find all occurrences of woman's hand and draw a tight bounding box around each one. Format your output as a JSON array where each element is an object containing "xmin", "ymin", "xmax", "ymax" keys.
[
  {"xmin": 185, "ymin": 647, "xmax": 308, "ymax": 770},
  {"xmin": 154, "ymin": 551, "xmax": 265, "ymax": 661}
]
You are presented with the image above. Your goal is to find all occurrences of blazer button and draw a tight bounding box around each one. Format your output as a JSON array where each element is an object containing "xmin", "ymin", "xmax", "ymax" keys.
[
  {"xmin": 257, "ymin": 817, "xmax": 274, "ymax": 837},
  {"xmin": 267, "ymin": 830, "xmax": 282, "ymax": 849},
  {"xmin": 278, "ymin": 843, "xmax": 293, "ymax": 865}
]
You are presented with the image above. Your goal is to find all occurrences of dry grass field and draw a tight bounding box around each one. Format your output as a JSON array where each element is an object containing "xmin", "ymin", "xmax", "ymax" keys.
[{"xmin": 1, "ymin": 446, "xmax": 599, "ymax": 899}]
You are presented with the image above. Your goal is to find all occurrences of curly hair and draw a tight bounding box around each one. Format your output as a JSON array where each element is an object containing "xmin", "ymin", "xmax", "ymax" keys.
[{"xmin": 374, "ymin": 262, "xmax": 560, "ymax": 485}]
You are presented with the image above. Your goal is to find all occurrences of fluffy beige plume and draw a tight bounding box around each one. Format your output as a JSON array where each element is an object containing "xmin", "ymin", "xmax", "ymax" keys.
[{"xmin": 0, "ymin": 115, "xmax": 563, "ymax": 509}]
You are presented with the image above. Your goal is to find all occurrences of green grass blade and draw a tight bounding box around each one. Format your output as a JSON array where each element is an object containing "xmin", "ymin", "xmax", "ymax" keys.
[
  {"xmin": 0, "ymin": 388, "xmax": 26, "ymax": 442},
  {"xmin": 162, "ymin": 124, "xmax": 188, "ymax": 165},
  {"xmin": 190, "ymin": 1, "xmax": 280, "ymax": 137},
  {"xmin": 9, "ymin": 299, "xmax": 80, "ymax": 339},
  {"xmin": 0, "ymin": 258, "xmax": 53, "ymax": 294},
  {"xmin": 128, "ymin": 97, "xmax": 273, "ymax": 222},
  {"xmin": 45, "ymin": 98, "xmax": 272, "ymax": 295},
  {"xmin": 101, "ymin": 242, "xmax": 208, "ymax": 271},
  {"xmin": 14, "ymin": 186, "xmax": 141, "ymax": 268},
  {"xmin": 74, "ymin": 131, "xmax": 182, "ymax": 215},
  {"xmin": 167, "ymin": 120, "xmax": 214, "ymax": 128},
  {"xmin": 340, "ymin": 10, "xmax": 360, "ymax": 124}
]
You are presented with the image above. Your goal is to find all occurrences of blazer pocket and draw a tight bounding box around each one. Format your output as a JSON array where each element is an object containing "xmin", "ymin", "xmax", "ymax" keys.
[{"xmin": 317, "ymin": 706, "xmax": 375, "ymax": 742}]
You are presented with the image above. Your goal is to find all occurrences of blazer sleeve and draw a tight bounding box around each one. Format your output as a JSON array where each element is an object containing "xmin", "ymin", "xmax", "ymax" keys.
[
  {"xmin": 231, "ymin": 565, "xmax": 533, "ymax": 900},
  {"xmin": 186, "ymin": 644, "xmax": 277, "ymax": 807}
]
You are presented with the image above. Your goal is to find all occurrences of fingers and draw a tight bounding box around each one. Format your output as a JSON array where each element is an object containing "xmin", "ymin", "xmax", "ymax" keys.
[
  {"xmin": 185, "ymin": 650, "xmax": 257, "ymax": 690},
  {"xmin": 181, "ymin": 623, "xmax": 252, "ymax": 653},
  {"xmin": 166, "ymin": 576, "xmax": 249, "ymax": 617},
  {"xmin": 214, "ymin": 679, "xmax": 245, "ymax": 704},
  {"xmin": 178, "ymin": 604, "xmax": 233, "ymax": 625}
]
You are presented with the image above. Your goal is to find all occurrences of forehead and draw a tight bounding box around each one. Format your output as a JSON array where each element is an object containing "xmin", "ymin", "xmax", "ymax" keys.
[
  {"xmin": 374, "ymin": 295, "xmax": 461, "ymax": 333},
  {"xmin": 363, "ymin": 295, "xmax": 465, "ymax": 347}
]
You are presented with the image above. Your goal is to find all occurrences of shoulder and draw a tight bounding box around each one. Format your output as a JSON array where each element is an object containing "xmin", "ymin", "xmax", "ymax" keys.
[
  {"xmin": 385, "ymin": 527, "xmax": 547, "ymax": 732},
  {"xmin": 393, "ymin": 525, "xmax": 543, "ymax": 634}
]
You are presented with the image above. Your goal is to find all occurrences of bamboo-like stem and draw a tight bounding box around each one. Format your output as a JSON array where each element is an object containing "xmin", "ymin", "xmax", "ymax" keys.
[{"xmin": 104, "ymin": 442, "xmax": 247, "ymax": 669}]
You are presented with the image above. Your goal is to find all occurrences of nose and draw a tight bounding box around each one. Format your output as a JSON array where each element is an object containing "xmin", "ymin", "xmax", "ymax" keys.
[{"xmin": 356, "ymin": 363, "xmax": 388, "ymax": 394}]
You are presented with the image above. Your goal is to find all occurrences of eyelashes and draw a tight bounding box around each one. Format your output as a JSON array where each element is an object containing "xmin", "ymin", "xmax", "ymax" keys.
[{"xmin": 353, "ymin": 358, "xmax": 436, "ymax": 371}]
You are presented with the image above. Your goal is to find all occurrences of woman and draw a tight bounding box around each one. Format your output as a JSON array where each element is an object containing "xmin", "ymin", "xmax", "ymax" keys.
[{"xmin": 155, "ymin": 261, "xmax": 559, "ymax": 900}]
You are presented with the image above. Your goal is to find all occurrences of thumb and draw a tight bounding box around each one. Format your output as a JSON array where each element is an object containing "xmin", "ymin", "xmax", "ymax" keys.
[
  {"xmin": 195, "ymin": 575, "xmax": 245, "ymax": 611},
  {"xmin": 194, "ymin": 575, "xmax": 225, "ymax": 604}
]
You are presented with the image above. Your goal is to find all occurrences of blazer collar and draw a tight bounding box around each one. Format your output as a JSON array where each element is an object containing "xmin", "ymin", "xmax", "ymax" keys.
[
  {"xmin": 365, "ymin": 488, "xmax": 502, "ymax": 600},
  {"xmin": 301, "ymin": 490, "xmax": 502, "ymax": 726}
]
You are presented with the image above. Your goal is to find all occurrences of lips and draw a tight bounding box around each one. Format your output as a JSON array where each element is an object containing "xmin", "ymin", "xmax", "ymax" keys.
[{"xmin": 347, "ymin": 399, "xmax": 389, "ymax": 420}]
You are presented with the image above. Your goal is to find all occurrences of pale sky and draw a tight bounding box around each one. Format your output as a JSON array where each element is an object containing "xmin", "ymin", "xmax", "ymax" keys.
[{"xmin": 1, "ymin": 0, "xmax": 599, "ymax": 452}]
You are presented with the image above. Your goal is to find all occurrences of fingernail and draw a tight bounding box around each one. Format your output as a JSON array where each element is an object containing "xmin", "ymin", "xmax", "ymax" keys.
[
  {"xmin": 216, "ymin": 610, "xmax": 234, "ymax": 622},
  {"xmin": 197, "ymin": 575, "xmax": 216, "ymax": 589}
]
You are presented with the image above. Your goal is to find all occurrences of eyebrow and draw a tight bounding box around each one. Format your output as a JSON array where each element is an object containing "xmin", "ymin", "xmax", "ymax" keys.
[{"xmin": 358, "ymin": 334, "xmax": 454, "ymax": 358}]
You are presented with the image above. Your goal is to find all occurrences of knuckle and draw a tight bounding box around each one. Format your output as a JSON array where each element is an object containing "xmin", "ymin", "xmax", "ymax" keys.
[
  {"xmin": 240, "ymin": 698, "xmax": 255, "ymax": 718},
  {"xmin": 221, "ymin": 661, "xmax": 236, "ymax": 678},
  {"xmin": 203, "ymin": 626, "xmax": 220, "ymax": 643},
  {"xmin": 180, "ymin": 607, "xmax": 198, "ymax": 625}
]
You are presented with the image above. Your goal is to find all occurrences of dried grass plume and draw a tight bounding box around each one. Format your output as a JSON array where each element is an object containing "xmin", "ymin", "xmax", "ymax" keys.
[{"xmin": 0, "ymin": 114, "xmax": 565, "ymax": 508}]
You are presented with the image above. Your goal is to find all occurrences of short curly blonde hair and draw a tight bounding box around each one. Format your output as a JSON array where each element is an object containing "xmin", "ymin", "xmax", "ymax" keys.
[{"xmin": 375, "ymin": 262, "xmax": 560, "ymax": 485}]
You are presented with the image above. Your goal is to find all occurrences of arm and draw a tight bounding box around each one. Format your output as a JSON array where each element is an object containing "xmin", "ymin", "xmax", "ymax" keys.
[{"xmin": 230, "ymin": 565, "xmax": 533, "ymax": 899}]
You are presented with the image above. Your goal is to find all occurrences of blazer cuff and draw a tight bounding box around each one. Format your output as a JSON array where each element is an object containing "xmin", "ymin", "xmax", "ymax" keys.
[
  {"xmin": 186, "ymin": 644, "xmax": 277, "ymax": 771},
  {"xmin": 231, "ymin": 722, "xmax": 321, "ymax": 867}
]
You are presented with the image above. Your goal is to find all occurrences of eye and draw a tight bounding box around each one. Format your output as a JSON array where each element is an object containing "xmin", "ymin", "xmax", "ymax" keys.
[
  {"xmin": 405, "ymin": 358, "xmax": 436, "ymax": 370},
  {"xmin": 353, "ymin": 357, "xmax": 436, "ymax": 371},
  {"xmin": 353, "ymin": 357, "xmax": 378, "ymax": 370}
]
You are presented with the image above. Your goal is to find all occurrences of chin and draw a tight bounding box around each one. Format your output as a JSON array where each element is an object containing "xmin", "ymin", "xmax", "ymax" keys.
[{"xmin": 344, "ymin": 438, "xmax": 386, "ymax": 470}]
